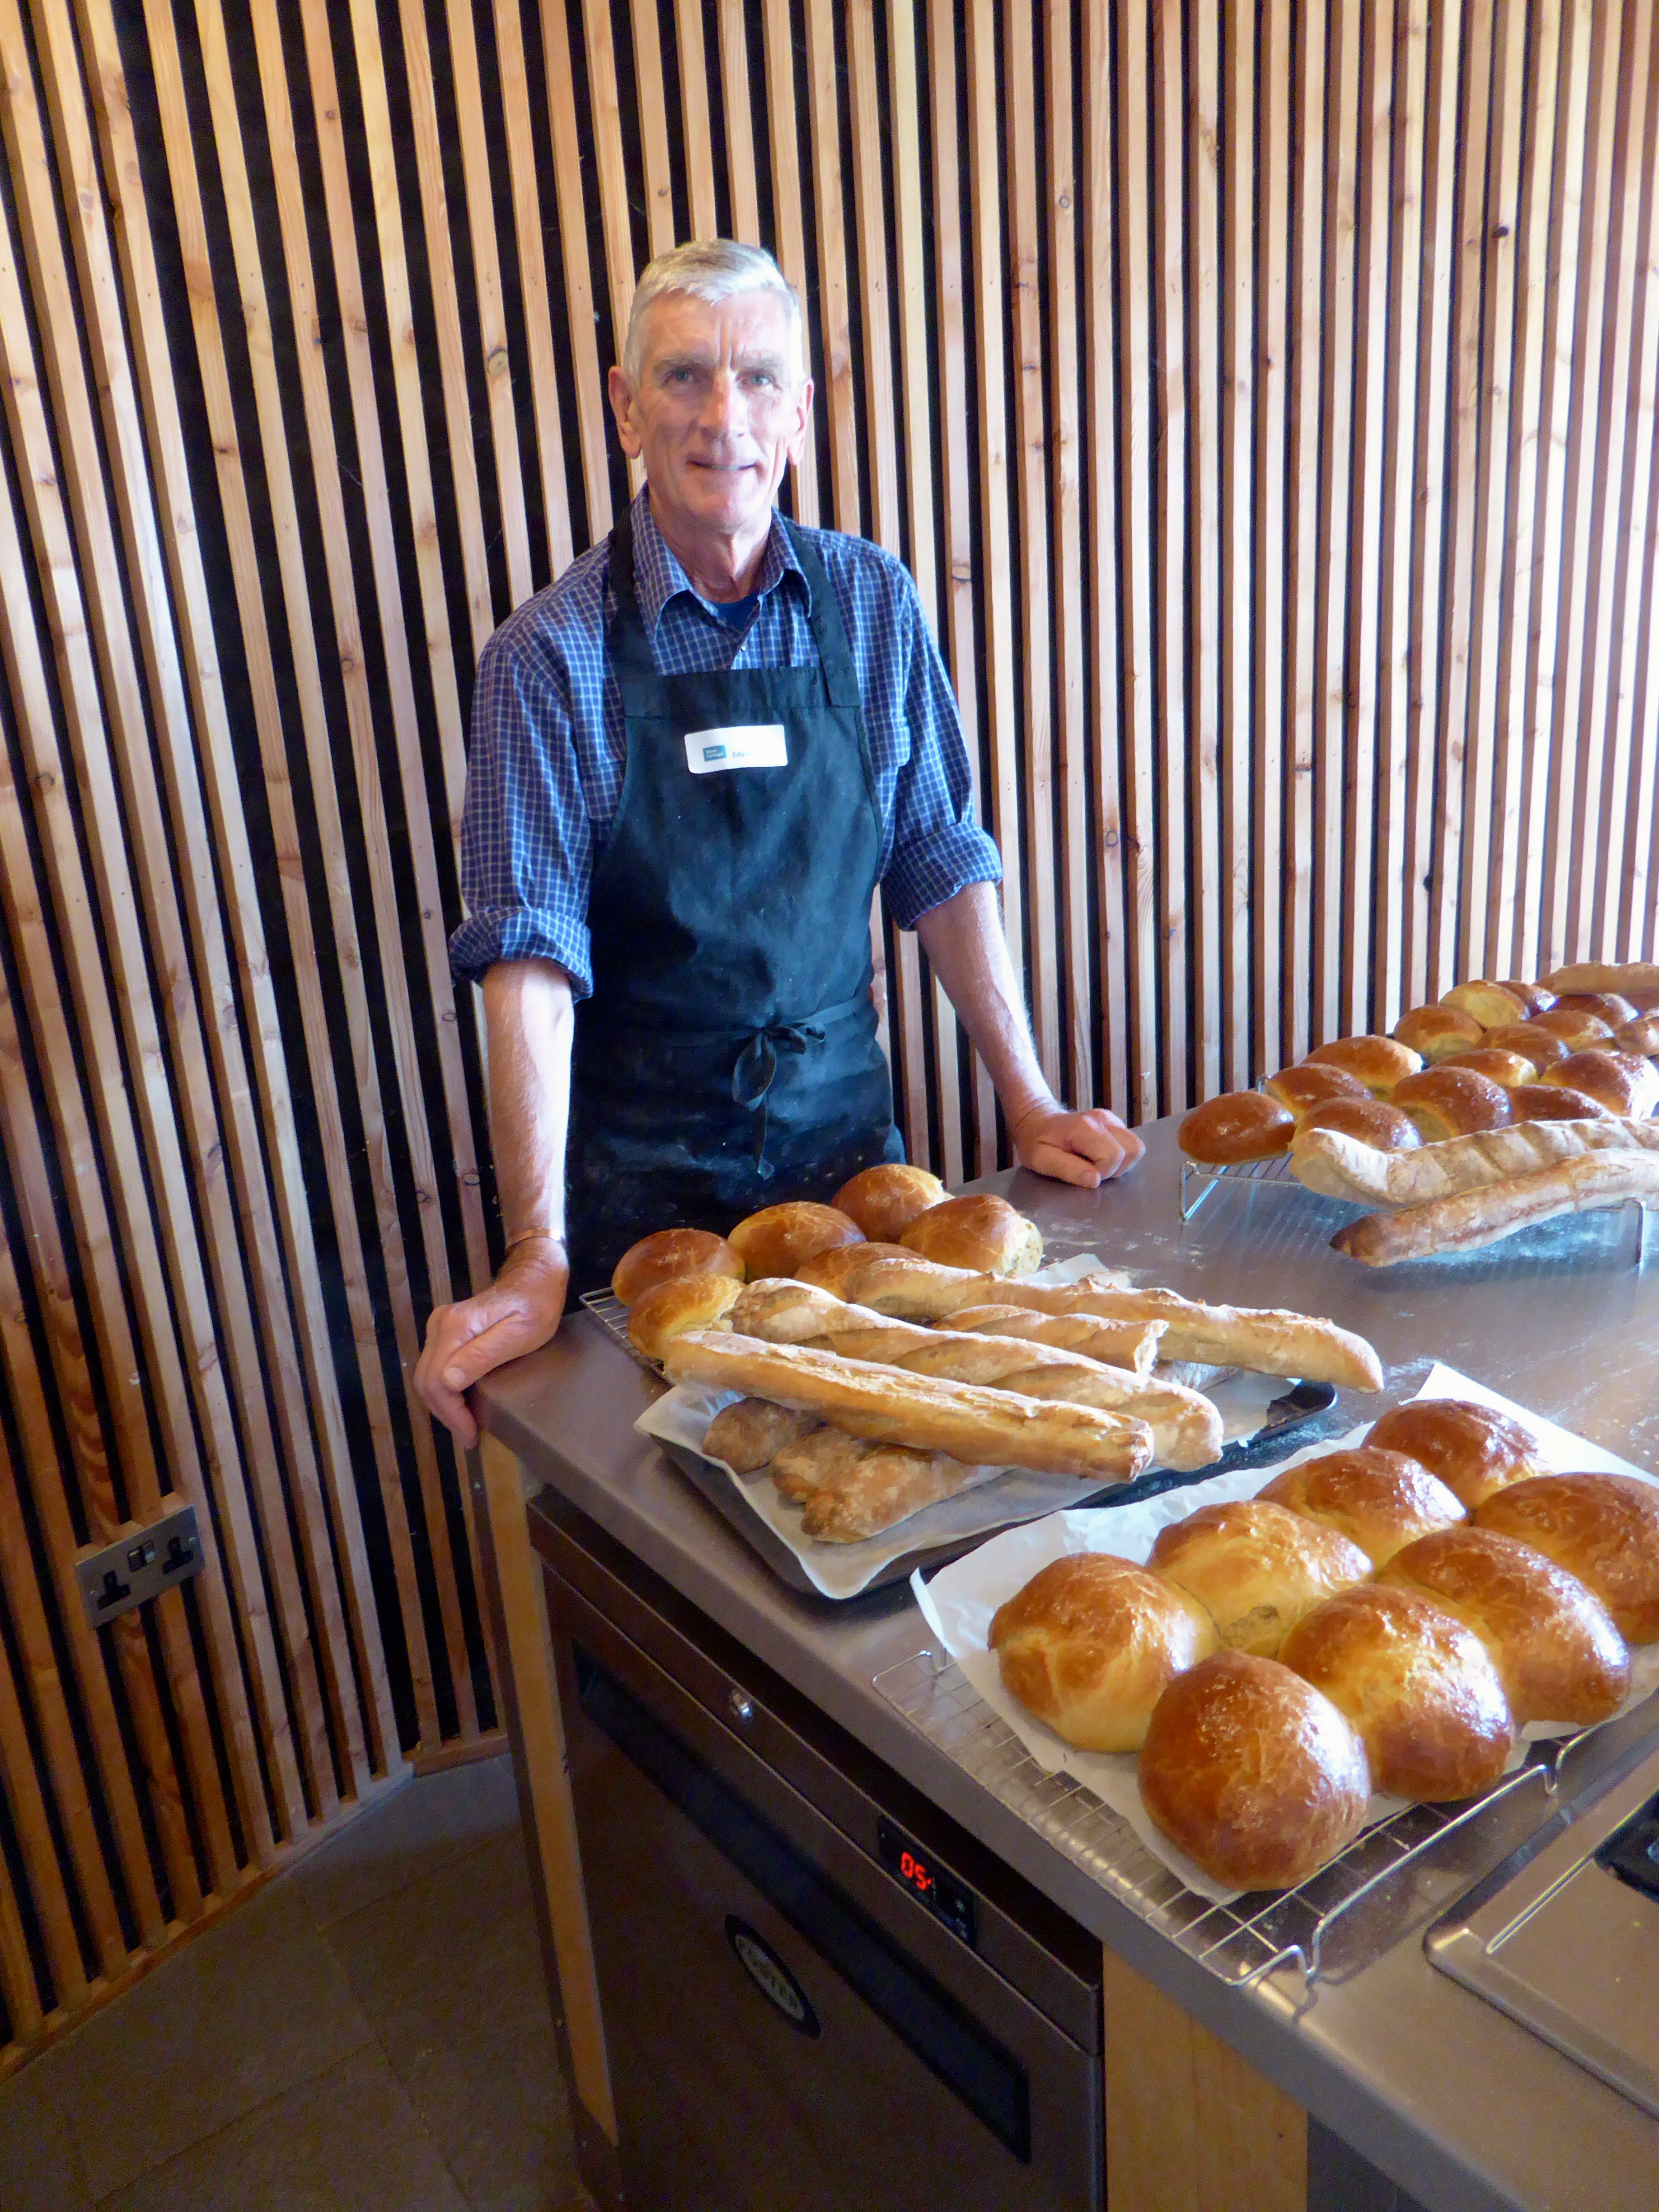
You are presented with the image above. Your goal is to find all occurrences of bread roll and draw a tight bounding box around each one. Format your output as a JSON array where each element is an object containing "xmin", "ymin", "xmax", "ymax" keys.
[
  {"xmin": 662, "ymin": 1330, "xmax": 1153, "ymax": 1479},
  {"xmin": 1259, "ymin": 1447, "xmax": 1466, "ymax": 1566},
  {"xmin": 1495, "ymin": 980, "xmax": 1556, "ymax": 1017},
  {"xmin": 832, "ymin": 1162, "xmax": 947, "ymax": 1242},
  {"xmin": 1366, "ymin": 1398, "xmax": 1548, "ymax": 1508},
  {"xmin": 1392, "ymin": 1066, "xmax": 1512, "ymax": 1142},
  {"xmin": 795, "ymin": 1240, "xmax": 912, "ymax": 1293},
  {"xmin": 1178, "ymin": 1092, "xmax": 1296, "ymax": 1163},
  {"xmin": 1288, "ymin": 1113, "xmax": 1659, "ymax": 1204},
  {"xmin": 1394, "ymin": 1004, "xmax": 1483, "ymax": 1062},
  {"xmin": 1304, "ymin": 1035, "xmax": 1423, "ymax": 1095},
  {"xmin": 1333, "ymin": 1148, "xmax": 1659, "ymax": 1264},
  {"xmin": 1541, "ymin": 1049, "xmax": 1659, "ymax": 1118},
  {"xmin": 1616, "ymin": 1015, "xmax": 1659, "ymax": 1060},
  {"xmin": 1138, "ymin": 1652, "xmax": 1372, "ymax": 1890},
  {"xmin": 727, "ymin": 1202, "xmax": 864, "ymax": 1278},
  {"xmin": 1298, "ymin": 1098, "xmax": 1422, "ymax": 1152},
  {"xmin": 1528, "ymin": 1007, "xmax": 1615, "ymax": 1050},
  {"xmin": 1540, "ymin": 960, "xmax": 1659, "ymax": 999},
  {"xmin": 1439, "ymin": 1047, "xmax": 1538, "ymax": 1090},
  {"xmin": 1147, "ymin": 1500, "xmax": 1372, "ymax": 1656},
  {"xmin": 800, "ymin": 1445, "xmax": 990, "ymax": 1541},
  {"xmin": 900, "ymin": 1193, "xmax": 1044, "ymax": 1276},
  {"xmin": 626, "ymin": 1271, "xmax": 743, "ymax": 1359},
  {"xmin": 1481, "ymin": 1021, "xmax": 1568, "ymax": 1068},
  {"xmin": 1474, "ymin": 1474, "xmax": 1659, "ymax": 1643},
  {"xmin": 1260, "ymin": 1064, "xmax": 1371, "ymax": 1116},
  {"xmin": 1439, "ymin": 980, "xmax": 1528, "ymax": 1029},
  {"xmin": 1551, "ymin": 991, "xmax": 1640, "ymax": 1027},
  {"xmin": 946, "ymin": 1305, "xmax": 1167, "ymax": 1376},
  {"xmin": 1379, "ymin": 1526, "xmax": 1631, "ymax": 1724},
  {"xmin": 1507, "ymin": 1082, "xmax": 1613, "ymax": 1123},
  {"xmin": 1278, "ymin": 1586, "xmax": 1515, "ymax": 1801},
  {"xmin": 701, "ymin": 1397, "xmax": 820, "ymax": 1473},
  {"xmin": 989, "ymin": 1554, "xmax": 1220, "ymax": 1752},
  {"xmin": 612, "ymin": 1227, "xmax": 743, "ymax": 1307}
]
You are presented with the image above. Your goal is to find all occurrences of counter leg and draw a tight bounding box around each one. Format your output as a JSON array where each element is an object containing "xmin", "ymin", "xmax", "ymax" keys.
[
  {"xmin": 473, "ymin": 1436, "xmax": 623, "ymax": 2203},
  {"xmin": 1102, "ymin": 1946, "xmax": 1306, "ymax": 2212}
]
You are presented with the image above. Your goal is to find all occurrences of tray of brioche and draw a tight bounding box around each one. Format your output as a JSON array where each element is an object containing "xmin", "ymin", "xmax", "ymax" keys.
[
  {"xmin": 910, "ymin": 1369, "xmax": 1659, "ymax": 1938},
  {"xmin": 1177, "ymin": 961, "xmax": 1659, "ymax": 1265},
  {"xmin": 590, "ymin": 1163, "xmax": 1381, "ymax": 1598}
]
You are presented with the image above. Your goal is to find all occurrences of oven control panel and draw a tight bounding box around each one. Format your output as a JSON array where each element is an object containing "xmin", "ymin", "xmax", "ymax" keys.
[{"xmin": 877, "ymin": 1817, "xmax": 977, "ymax": 1947}]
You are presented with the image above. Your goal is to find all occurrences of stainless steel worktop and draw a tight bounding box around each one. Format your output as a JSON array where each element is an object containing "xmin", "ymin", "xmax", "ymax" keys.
[{"xmin": 479, "ymin": 1126, "xmax": 1659, "ymax": 2212}]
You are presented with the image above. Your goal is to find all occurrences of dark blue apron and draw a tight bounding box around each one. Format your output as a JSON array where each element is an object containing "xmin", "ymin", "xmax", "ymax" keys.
[{"xmin": 563, "ymin": 505, "xmax": 903, "ymax": 1292}]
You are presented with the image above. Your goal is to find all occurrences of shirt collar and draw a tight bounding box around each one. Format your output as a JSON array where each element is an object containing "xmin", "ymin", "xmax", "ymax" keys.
[{"xmin": 627, "ymin": 490, "xmax": 809, "ymax": 634}]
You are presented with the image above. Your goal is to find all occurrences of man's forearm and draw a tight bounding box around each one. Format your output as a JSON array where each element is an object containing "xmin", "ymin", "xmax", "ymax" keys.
[
  {"xmin": 482, "ymin": 958, "xmax": 575, "ymax": 1242},
  {"xmin": 914, "ymin": 881, "xmax": 1052, "ymax": 1122}
]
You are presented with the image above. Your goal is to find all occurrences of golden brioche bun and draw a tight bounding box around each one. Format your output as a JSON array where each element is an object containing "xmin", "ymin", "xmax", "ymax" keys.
[
  {"xmin": 1297, "ymin": 1098, "xmax": 1422, "ymax": 1151},
  {"xmin": 1258, "ymin": 1446, "xmax": 1466, "ymax": 1567},
  {"xmin": 1507, "ymin": 1082, "xmax": 1613, "ymax": 1123},
  {"xmin": 1616, "ymin": 1015, "xmax": 1659, "ymax": 1059},
  {"xmin": 1178, "ymin": 1092, "xmax": 1296, "ymax": 1163},
  {"xmin": 1379, "ymin": 1526, "xmax": 1630, "ymax": 1725},
  {"xmin": 1365, "ymin": 1397, "xmax": 1548, "ymax": 1510},
  {"xmin": 1494, "ymin": 979, "xmax": 1556, "ymax": 1017},
  {"xmin": 1260, "ymin": 1064, "xmax": 1370, "ymax": 1116},
  {"xmin": 794, "ymin": 1240, "xmax": 913, "ymax": 1293},
  {"xmin": 989, "ymin": 1552, "xmax": 1219, "ymax": 1752},
  {"xmin": 1278, "ymin": 1586, "xmax": 1515, "ymax": 1801},
  {"xmin": 1438, "ymin": 1046, "xmax": 1538, "ymax": 1089},
  {"xmin": 1550, "ymin": 990, "xmax": 1639, "ymax": 1026},
  {"xmin": 831, "ymin": 1162, "xmax": 947, "ymax": 1242},
  {"xmin": 1147, "ymin": 1500, "xmax": 1371, "ymax": 1657},
  {"xmin": 1474, "ymin": 1473, "xmax": 1659, "ymax": 1644},
  {"xmin": 1391, "ymin": 1065, "xmax": 1511, "ymax": 1142},
  {"xmin": 1138, "ymin": 1652, "xmax": 1371, "ymax": 1890},
  {"xmin": 1540, "ymin": 1049, "xmax": 1659, "ymax": 1117},
  {"xmin": 626, "ymin": 1271, "xmax": 743, "ymax": 1360},
  {"xmin": 612, "ymin": 1227, "xmax": 744, "ymax": 1308},
  {"xmin": 1394, "ymin": 1004, "xmax": 1482, "ymax": 1061},
  {"xmin": 728, "ymin": 1202, "xmax": 864, "ymax": 1278},
  {"xmin": 1481, "ymin": 1021, "xmax": 1567, "ymax": 1068},
  {"xmin": 1528, "ymin": 1007, "xmax": 1615, "ymax": 1049},
  {"xmin": 900, "ymin": 1193, "xmax": 1043, "ymax": 1275},
  {"xmin": 1439, "ymin": 979, "xmax": 1527, "ymax": 1029},
  {"xmin": 1304, "ymin": 1035, "xmax": 1423, "ymax": 1095}
]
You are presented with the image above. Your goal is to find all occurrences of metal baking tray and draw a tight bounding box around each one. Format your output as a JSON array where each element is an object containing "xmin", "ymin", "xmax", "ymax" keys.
[{"xmin": 581, "ymin": 1289, "xmax": 1339, "ymax": 1598}]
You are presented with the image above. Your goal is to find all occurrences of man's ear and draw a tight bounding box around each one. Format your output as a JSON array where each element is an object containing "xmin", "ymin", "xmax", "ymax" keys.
[
  {"xmin": 608, "ymin": 365, "xmax": 643, "ymax": 459},
  {"xmin": 787, "ymin": 377, "xmax": 815, "ymax": 468}
]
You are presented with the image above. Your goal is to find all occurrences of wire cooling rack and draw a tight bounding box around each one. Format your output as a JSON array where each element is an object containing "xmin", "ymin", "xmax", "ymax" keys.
[
  {"xmin": 579, "ymin": 1288, "xmax": 661, "ymax": 1371},
  {"xmin": 1178, "ymin": 1153, "xmax": 1305, "ymax": 1223},
  {"xmin": 870, "ymin": 1647, "xmax": 1596, "ymax": 1992}
]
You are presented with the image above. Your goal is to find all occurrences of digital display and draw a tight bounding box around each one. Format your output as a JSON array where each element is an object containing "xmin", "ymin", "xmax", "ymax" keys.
[{"xmin": 877, "ymin": 1818, "xmax": 976, "ymax": 1946}]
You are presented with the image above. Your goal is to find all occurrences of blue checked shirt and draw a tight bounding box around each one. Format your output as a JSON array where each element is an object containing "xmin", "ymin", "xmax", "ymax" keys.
[{"xmin": 450, "ymin": 492, "xmax": 1002, "ymax": 997}]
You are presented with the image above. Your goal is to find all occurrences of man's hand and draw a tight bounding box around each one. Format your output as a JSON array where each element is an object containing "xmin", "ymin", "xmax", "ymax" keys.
[
  {"xmin": 413, "ymin": 1238, "xmax": 570, "ymax": 1448},
  {"xmin": 1009, "ymin": 1101, "xmax": 1144, "ymax": 1188}
]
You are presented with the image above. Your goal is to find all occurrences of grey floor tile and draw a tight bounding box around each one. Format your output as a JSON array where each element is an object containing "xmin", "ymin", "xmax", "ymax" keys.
[
  {"xmin": 57, "ymin": 1879, "xmax": 373, "ymax": 2201},
  {"xmin": 292, "ymin": 1756, "xmax": 521, "ymax": 1932},
  {"xmin": 0, "ymin": 2043, "xmax": 93, "ymax": 2212},
  {"xmin": 324, "ymin": 1824, "xmax": 582, "ymax": 2211},
  {"xmin": 97, "ymin": 2046, "xmax": 470, "ymax": 2212}
]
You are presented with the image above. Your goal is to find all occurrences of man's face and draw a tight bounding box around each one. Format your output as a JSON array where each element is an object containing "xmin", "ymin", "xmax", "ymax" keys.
[{"xmin": 608, "ymin": 290, "xmax": 814, "ymax": 548}]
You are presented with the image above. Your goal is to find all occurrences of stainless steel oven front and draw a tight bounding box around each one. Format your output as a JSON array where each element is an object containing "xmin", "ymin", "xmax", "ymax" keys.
[{"xmin": 533, "ymin": 1495, "xmax": 1105, "ymax": 2212}]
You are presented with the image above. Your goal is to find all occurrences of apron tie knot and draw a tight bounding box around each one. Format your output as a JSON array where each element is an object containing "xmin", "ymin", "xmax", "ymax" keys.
[{"xmin": 731, "ymin": 1022, "xmax": 826, "ymax": 1173}]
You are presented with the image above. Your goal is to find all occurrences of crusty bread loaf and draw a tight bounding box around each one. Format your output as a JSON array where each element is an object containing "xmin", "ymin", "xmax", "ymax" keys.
[
  {"xmin": 1440, "ymin": 980, "xmax": 1528, "ymax": 1029},
  {"xmin": 1147, "ymin": 1500, "xmax": 1372, "ymax": 1656},
  {"xmin": 945, "ymin": 1305, "xmax": 1167, "ymax": 1376},
  {"xmin": 795, "ymin": 1251, "xmax": 1012, "ymax": 1317},
  {"xmin": 831, "ymin": 1162, "xmax": 947, "ymax": 1242},
  {"xmin": 990, "ymin": 1553, "xmax": 1220, "ymax": 1751},
  {"xmin": 799, "ymin": 1445, "xmax": 990, "ymax": 1542},
  {"xmin": 1304, "ymin": 1035, "xmax": 1423, "ymax": 1095},
  {"xmin": 1331, "ymin": 1150, "xmax": 1659, "ymax": 1265},
  {"xmin": 627, "ymin": 1271, "xmax": 743, "ymax": 1359},
  {"xmin": 702, "ymin": 1397, "xmax": 820, "ymax": 1473},
  {"xmin": 1366, "ymin": 1398, "xmax": 1548, "ymax": 1509},
  {"xmin": 1474, "ymin": 1474, "xmax": 1659, "ymax": 1643},
  {"xmin": 1258, "ymin": 1446, "xmax": 1466, "ymax": 1566},
  {"xmin": 1138, "ymin": 1652, "xmax": 1372, "ymax": 1890},
  {"xmin": 1391, "ymin": 1066, "xmax": 1512, "ymax": 1142},
  {"xmin": 1394, "ymin": 1004, "xmax": 1482, "ymax": 1062},
  {"xmin": 1528, "ymin": 1007, "xmax": 1615, "ymax": 1050},
  {"xmin": 1439, "ymin": 1047, "xmax": 1538, "ymax": 1090},
  {"xmin": 662, "ymin": 1330, "xmax": 1153, "ymax": 1478},
  {"xmin": 769, "ymin": 1426, "xmax": 879, "ymax": 1497},
  {"xmin": 979, "ymin": 1280, "xmax": 1385, "ymax": 1390},
  {"xmin": 1507, "ymin": 1082, "xmax": 1613, "ymax": 1123},
  {"xmin": 794, "ymin": 1240, "xmax": 913, "ymax": 1292},
  {"xmin": 1278, "ymin": 1586, "xmax": 1515, "ymax": 1801},
  {"xmin": 1289, "ymin": 1116, "xmax": 1659, "ymax": 1204},
  {"xmin": 1261, "ymin": 1064, "xmax": 1371, "ymax": 1116},
  {"xmin": 1299, "ymin": 1098, "xmax": 1423, "ymax": 1152},
  {"xmin": 727, "ymin": 1202, "xmax": 864, "ymax": 1278},
  {"xmin": 1178, "ymin": 1092, "xmax": 1296, "ymax": 1163},
  {"xmin": 900, "ymin": 1193, "xmax": 1044, "ymax": 1276},
  {"xmin": 1541, "ymin": 1048, "xmax": 1659, "ymax": 1116},
  {"xmin": 1481, "ymin": 1021, "xmax": 1567, "ymax": 1068},
  {"xmin": 1540, "ymin": 960, "xmax": 1659, "ymax": 998},
  {"xmin": 612, "ymin": 1227, "xmax": 743, "ymax": 1307},
  {"xmin": 1379, "ymin": 1525, "xmax": 1631, "ymax": 1724}
]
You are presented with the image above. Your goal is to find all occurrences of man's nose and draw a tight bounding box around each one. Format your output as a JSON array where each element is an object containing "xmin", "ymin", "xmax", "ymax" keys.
[{"xmin": 698, "ymin": 369, "xmax": 743, "ymax": 432}]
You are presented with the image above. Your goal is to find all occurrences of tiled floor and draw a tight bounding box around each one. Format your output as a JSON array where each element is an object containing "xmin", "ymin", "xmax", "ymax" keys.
[{"xmin": 0, "ymin": 1754, "xmax": 595, "ymax": 2211}]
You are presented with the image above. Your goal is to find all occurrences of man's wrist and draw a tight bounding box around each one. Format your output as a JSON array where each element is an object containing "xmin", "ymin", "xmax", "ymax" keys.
[{"xmin": 503, "ymin": 1228, "xmax": 566, "ymax": 1253}]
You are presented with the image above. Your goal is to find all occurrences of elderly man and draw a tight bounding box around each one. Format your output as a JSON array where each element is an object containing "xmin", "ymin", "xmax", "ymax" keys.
[{"xmin": 416, "ymin": 240, "xmax": 1140, "ymax": 1444}]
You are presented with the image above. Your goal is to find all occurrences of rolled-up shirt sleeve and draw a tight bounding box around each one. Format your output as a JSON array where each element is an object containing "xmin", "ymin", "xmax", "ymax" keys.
[
  {"xmin": 879, "ymin": 580, "xmax": 1003, "ymax": 928},
  {"xmin": 449, "ymin": 623, "xmax": 598, "ymax": 997}
]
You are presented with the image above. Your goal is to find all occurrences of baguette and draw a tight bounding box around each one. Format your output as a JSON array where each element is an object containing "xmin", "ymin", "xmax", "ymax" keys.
[
  {"xmin": 1290, "ymin": 1115, "xmax": 1659, "ymax": 1205},
  {"xmin": 820, "ymin": 1249, "xmax": 1131, "ymax": 1319},
  {"xmin": 1540, "ymin": 961, "xmax": 1659, "ymax": 999},
  {"xmin": 662, "ymin": 1330, "xmax": 1153, "ymax": 1480},
  {"xmin": 943, "ymin": 1305, "xmax": 1167, "ymax": 1375},
  {"xmin": 800, "ymin": 1448, "xmax": 992, "ymax": 1542},
  {"xmin": 1332, "ymin": 1151, "xmax": 1659, "ymax": 1265},
  {"xmin": 727, "ymin": 1280, "xmax": 1221, "ymax": 1468}
]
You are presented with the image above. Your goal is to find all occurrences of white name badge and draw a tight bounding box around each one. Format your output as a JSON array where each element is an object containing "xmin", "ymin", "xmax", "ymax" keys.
[{"xmin": 684, "ymin": 724, "xmax": 789, "ymax": 775}]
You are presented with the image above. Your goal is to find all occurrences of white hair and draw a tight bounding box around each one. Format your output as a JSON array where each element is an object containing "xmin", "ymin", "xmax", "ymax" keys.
[{"xmin": 623, "ymin": 240, "xmax": 807, "ymax": 387}]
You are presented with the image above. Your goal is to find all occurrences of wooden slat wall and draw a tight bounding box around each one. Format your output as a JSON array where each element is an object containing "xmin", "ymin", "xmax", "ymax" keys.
[{"xmin": 0, "ymin": 0, "xmax": 1655, "ymax": 2071}]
